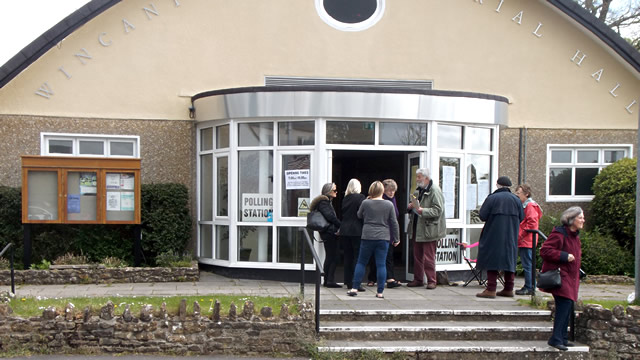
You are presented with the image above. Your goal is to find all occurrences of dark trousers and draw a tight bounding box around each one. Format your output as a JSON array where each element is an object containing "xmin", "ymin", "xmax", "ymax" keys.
[
  {"xmin": 486, "ymin": 270, "xmax": 515, "ymax": 292},
  {"xmin": 322, "ymin": 235, "xmax": 339, "ymax": 284},
  {"xmin": 342, "ymin": 236, "xmax": 361, "ymax": 288},
  {"xmin": 367, "ymin": 241, "xmax": 395, "ymax": 282},
  {"xmin": 549, "ymin": 295, "xmax": 574, "ymax": 346}
]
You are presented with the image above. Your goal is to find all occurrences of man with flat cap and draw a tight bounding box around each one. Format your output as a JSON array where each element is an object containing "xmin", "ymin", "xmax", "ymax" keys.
[{"xmin": 476, "ymin": 176, "xmax": 524, "ymax": 299}]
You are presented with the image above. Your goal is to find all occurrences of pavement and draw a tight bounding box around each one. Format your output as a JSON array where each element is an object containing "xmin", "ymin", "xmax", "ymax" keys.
[{"xmin": 10, "ymin": 271, "xmax": 636, "ymax": 311}]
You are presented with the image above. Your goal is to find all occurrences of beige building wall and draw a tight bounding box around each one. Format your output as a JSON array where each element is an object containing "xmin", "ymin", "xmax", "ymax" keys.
[{"xmin": 0, "ymin": 0, "xmax": 637, "ymax": 128}]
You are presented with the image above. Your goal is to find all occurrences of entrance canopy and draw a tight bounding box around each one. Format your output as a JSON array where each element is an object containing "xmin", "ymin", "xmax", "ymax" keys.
[{"xmin": 193, "ymin": 87, "xmax": 509, "ymax": 125}]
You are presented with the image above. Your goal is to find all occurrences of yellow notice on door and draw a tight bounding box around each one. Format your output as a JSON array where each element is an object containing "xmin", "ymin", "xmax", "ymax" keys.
[{"xmin": 298, "ymin": 198, "xmax": 310, "ymax": 217}]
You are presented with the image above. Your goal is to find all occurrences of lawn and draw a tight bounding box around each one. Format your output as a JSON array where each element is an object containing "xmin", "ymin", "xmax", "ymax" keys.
[{"xmin": 8, "ymin": 294, "xmax": 301, "ymax": 318}]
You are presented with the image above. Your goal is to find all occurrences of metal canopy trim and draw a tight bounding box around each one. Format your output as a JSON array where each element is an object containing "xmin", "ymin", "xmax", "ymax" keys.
[{"xmin": 193, "ymin": 87, "xmax": 508, "ymax": 126}]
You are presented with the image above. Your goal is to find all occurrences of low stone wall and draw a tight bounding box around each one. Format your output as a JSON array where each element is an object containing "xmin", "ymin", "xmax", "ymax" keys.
[
  {"xmin": 575, "ymin": 304, "xmax": 640, "ymax": 359},
  {"xmin": 0, "ymin": 299, "xmax": 315, "ymax": 356},
  {"xmin": 0, "ymin": 264, "xmax": 199, "ymax": 285}
]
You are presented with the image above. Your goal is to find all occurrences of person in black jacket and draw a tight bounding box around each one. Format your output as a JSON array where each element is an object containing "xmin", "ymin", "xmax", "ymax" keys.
[
  {"xmin": 340, "ymin": 178, "xmax": 366, "ymax": 290},
  {"xmin": 310, "ymin": 182, "xmax": 341, "ymax": 288}
]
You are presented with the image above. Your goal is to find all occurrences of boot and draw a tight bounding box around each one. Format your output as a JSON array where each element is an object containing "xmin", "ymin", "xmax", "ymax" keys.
[
  {"xmin": 476, "ymin": 289, "xmax": 496, "ymax": 298},
  {"xmin": 496, "ymin": 289, "xmax": 514, "ymax": 297}
]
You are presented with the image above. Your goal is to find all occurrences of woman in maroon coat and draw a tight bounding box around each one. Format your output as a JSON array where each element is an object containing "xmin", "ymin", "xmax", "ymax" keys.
[{"xmin": 540, "ymin": 206, "xmax": 584, "ymax": 351}]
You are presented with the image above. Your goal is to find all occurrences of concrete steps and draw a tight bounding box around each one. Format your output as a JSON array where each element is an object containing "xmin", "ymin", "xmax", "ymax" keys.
[{"xmin": 316, "ymin": 309, "xmax": 590, "ymax": 359}]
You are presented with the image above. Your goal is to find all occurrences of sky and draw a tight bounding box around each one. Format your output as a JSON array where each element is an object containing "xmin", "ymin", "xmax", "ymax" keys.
[{"xmin": 0, "ymin": 0, "xmax": 638, "ymax": 68}]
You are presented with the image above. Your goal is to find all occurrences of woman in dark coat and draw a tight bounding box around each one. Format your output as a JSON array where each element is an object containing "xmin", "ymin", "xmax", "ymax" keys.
[
  {"xmin": 309, "ymin": 182, "xmax": 341, "ymax": 288},
  {"xmin": 540, "ymin": 206, "xmax": 583, "ymax": 351},
  {"xmin": 340, "ymin": 178, "xmax": 366, "ymax": 290}
]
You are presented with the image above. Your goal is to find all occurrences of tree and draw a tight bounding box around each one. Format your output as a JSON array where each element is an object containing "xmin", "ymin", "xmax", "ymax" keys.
[{"xmin": 574, "ymin": 0, "xmax": 640, "ymax": 50}]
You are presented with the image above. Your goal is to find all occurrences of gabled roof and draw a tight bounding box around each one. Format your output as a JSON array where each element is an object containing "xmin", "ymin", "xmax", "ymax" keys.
[{"xmin": 1, "ymin": 0, "xmax": 638, "ymax": 89}]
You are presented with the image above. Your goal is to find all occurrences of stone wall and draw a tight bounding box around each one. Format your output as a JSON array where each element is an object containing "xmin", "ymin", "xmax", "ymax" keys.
[
  {"xmin": 0, "ymin": 299, "xmax": 315, "ymax": 356},
  {"xmin": 0, "ymin": 264, "xmax": 199, "ymax": 285},
  {"xmin": 575, "ymin": 304, "xmax": 640, "ymax": 360}
]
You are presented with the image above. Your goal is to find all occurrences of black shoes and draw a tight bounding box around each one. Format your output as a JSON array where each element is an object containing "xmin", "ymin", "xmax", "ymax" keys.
[
  {"xmin": 324, "ymin": 282, "xmax": 342, "ymax": 288},
  {"xmin": 548, "ymin": 342, "xmax": 568, "ymax": 351},
  {"xmin": 386, "ymin": 280, "xmax": 402, "ymax": 288},
  {"xmin": 515, "ymin": 287, "xmax": 534, "ymax": 295}
]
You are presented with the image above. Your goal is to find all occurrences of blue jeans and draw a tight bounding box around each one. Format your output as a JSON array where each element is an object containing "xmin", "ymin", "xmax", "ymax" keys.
[
  {"xmin": 549, "ymin": 295, "xmax": 574, "ymax": 346},
  {"xmin": 519, "ymin": 247, "xmax": 533, "ymax": 290},
  {"xmin": 352, "ymin": 240, "xmax": 389, "ymax": 294}
]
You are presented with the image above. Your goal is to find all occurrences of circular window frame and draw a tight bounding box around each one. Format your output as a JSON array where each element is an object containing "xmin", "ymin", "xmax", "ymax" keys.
[{"xmin": 315, "ymin": 0, "xmax": 385, "ymax": 32}]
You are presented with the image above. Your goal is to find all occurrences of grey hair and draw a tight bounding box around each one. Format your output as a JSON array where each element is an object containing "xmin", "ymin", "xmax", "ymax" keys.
[
  {"xmin": 382, "ymin": 179, "xmax": 397, "ymax": 191},
  {"xmin": 321, "ymin": 183, "xmax": 334, "ymax": 196},
  {"xmin": 345, "ymin": 178, "xmax": 361, "ymax": 196},
  {"xmin": 560, "ymin": 206, "xmax": 583, "ymax": 226},
  {"xmin": 416, "ymin": 168, "xmax": 431, "ymax": 178}
]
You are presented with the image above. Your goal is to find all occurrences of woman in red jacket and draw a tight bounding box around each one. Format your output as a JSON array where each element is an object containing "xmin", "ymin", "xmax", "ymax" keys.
[
  {"xmin": 515, "ymin": 184, "xmax": 543, "ymax": 295},
  {"xmin": 540, "ymin": 206, "xmax": 584, "ymax": 351}
]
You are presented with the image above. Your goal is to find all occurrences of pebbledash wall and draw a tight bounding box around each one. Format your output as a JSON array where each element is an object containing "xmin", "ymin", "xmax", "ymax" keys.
[{"xmin": 0, "ymin": 0, "xmax": 639, "ymax": 279}]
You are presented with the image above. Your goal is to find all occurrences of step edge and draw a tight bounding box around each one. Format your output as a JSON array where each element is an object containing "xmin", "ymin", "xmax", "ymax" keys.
[
  {"xmin": 319, "ymin": 309, "xmax": 551, "ymax": 316},
  {"xmin": 317, "ymin": 345, "xmax": 590, "ymax": 353}
]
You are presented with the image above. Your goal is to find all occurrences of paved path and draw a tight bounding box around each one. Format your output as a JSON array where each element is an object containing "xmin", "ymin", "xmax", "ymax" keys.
[{"xmin": 11, "ymin": 272, "xmax": 635, "ymax": 311}]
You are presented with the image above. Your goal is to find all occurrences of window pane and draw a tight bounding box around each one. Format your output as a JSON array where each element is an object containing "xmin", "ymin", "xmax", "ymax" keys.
[
  {"xmin": 201, "ymin": 128, "xmax": 213, "ymax": 151},
  {"xmin": 238, "ymin": 226, "xmax": 272, "ymax": 262},
  {"xmin": 277, "ymin": 227, "xmax": 312, "ymax": 263},
  {"xmin": 216, "ymin": 124, "xmax": 229, "ymax": 149},
  {"xmin": 575, "ymin": 168, "xmax": 599, "ymax": 195},
  {"xmin": 200, "ymin": 224, "xmax": 212, "ymax": 258},
  {"xmin": 551, "ymin": 150, "xmax": 571, "ymax": 163},
  {"xmin": 437, "ymin": 124, "xmax": 462, "ymax": 149},
  {"xmin": 549, "ymin": 168, "xmax": 572, "ymax": 195},
  {"xmin": 439, "ymin": 157, "xmax": 460, "ymax": 219},
  {"xmin": 105, "ymin": 172, "xmax": 135, "ymax": 221},
  {"xmin": 27, "ymin": 171, "xmax": 58, "ymax": 221},
  {"xmin": 239, "ymin": 151, "xmax": 273, "ymax": 221},
  {"xmin": 278, "ymin": 121, "xmax": 315, "ymax": 146},
  {"xmin": 326, "ymin": 121, "xmax": 374, "ymax": 145},
  {"xmin": 110, "ymin": 141, "xmax": 134, "ymax": 156},
  {"xmin": 67, "ymin": 171, "xmax": 97, "ymax": 221},
  {"xmin": 465, "ymin": 127, "xmax": 492, "ymax": 151},
  {"xmin": 217, "ymin": 157, "xmax": 229, "ymax": 217},
  {"xmin": 604, "ymin": 150, "xmax": 624, "ymax": 163},
  {"xmin": 281, "ymin": 155, "xmax": 310, "ymax": 217},
  {"xmin": 577, "ymin": 150, "xmax": 598, "ymax": 163},
  {"xmin": 79, "ymin": 140, "xmax": 104, "ymax": 155},
  {"xmin": 379, "ymin": 122, "xmax": 427, "ymax": 145},
  {"xmin": 239, "ymin": 122, "xmax": 273, "ymax": 146},
  {"xmin": 49, "ymin": 140, "xmax": 73, "ymax": 154},
  {"xmin": 466, "ymin": 154, "xmax": 491, "ymax": 224},
  {"xmin": 215, "ymin": 225, "xmax": 229, "ymax": 260},
  {"xmin": 200, "ymin": 154, "xmax": 212, "ymax": 221}
]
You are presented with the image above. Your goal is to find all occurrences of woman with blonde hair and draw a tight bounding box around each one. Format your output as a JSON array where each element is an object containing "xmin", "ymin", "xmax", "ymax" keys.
[
  {"xmin": 309, "ymin": 182, "xmax": 341, "ymax": 288},
  {"xmin": 348, "ymin": 181, "xmax": 399, "ymax": 298},
  {"xmin": 340, "ymin": 178, "xmax": 366, "ymax": 290}
]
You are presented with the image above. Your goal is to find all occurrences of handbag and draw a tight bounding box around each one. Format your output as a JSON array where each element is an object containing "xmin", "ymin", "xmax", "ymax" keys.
[
  {"xmin": 537, "ymin": 268, "xmax": 562, "ymax": 289},
  {"xmin": 307, "ymin": 210, "xmax": 330, "ymax": 232}
]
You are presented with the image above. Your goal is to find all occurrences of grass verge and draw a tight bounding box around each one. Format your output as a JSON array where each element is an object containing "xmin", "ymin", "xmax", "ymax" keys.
[{"xmin": 8, "ymin": 294, "xmax": 301, "ymax": 318}]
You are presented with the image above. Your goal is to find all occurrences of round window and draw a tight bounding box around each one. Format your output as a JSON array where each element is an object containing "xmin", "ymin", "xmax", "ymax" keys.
[{"xmin": 315, "ymin": 0, "xmax": 385, "ymax": 32}]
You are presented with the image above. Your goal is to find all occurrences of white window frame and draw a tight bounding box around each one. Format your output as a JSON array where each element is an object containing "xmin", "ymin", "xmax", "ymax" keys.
[
  {"xmin": 41, "ymin": 133, "xmax": 140, "ymax": 158},
  {"xmin": 546, "ymin": 144, "xmax": 632, "ymax": 202}
]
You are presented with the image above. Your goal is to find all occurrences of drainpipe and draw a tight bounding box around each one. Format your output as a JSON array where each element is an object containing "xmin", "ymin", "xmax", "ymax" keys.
[{"xmin": 522, "ymin": 127, "xmax": 527, "ymax": 183}]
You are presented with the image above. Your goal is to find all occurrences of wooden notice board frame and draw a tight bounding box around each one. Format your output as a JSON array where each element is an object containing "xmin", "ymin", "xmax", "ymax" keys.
[{"xmin": 21, "ymin": 156, "xmax": 141, "ymax": 224}]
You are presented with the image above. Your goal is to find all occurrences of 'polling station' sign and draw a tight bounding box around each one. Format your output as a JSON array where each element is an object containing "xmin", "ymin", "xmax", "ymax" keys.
[
  {"xmin": 436, "ymin": 234, "xmax": 461, "ymax": 265},
  {"xmin": 241, "ymin": 193, "xmax": 273, "ymax": 222}
]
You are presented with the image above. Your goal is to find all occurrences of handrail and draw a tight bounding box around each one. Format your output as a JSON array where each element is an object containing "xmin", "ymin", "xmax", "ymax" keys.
[
  {"xmin": 298, "ymin": 227, "xmax": 324, "ymax": 334},
  {"xmin": 0, "ymin": 243, "xmax": 16, "ymax": 295}
]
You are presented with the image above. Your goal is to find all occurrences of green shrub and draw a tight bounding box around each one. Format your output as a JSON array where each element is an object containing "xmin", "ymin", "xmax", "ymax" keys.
[
  {"xmin": 53, "ymin": 252, "xmax": 90, "ymax": 265},
  {"xmin": 155, "ymin": 251, "xmax": 193, "ymax": 268},
  {"xmin": 580, "ymin": 228, "xmax": 634, "ymax": 276},
  {"xmin": 0, "ymin": 257, "xmax": 10, "ymax": 270},
  {"xmin": 0, "ymin": 183, "xmax": 191, "ymax": 268},
  {"xmin": 141, "ymin": 183, "xmax": 192, "ymax": 266},
  {"xmin": 591, "ymin": 157, "xmax": 636, "ymax": 251},
  {"xmin": 30, "ymin": 259, "xmax": 51, "ymax": 270}
]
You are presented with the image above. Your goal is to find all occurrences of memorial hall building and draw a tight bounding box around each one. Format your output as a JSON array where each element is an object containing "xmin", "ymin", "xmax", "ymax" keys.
[{"xmin": 1, "ymin": 0, "xmax": 639, "ymax": 280}]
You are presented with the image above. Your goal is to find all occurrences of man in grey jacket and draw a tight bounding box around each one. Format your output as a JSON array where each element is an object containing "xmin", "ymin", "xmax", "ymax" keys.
[{"xmin": 407, "ymin": 168, "xmax": 447, "ymax": 289}]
